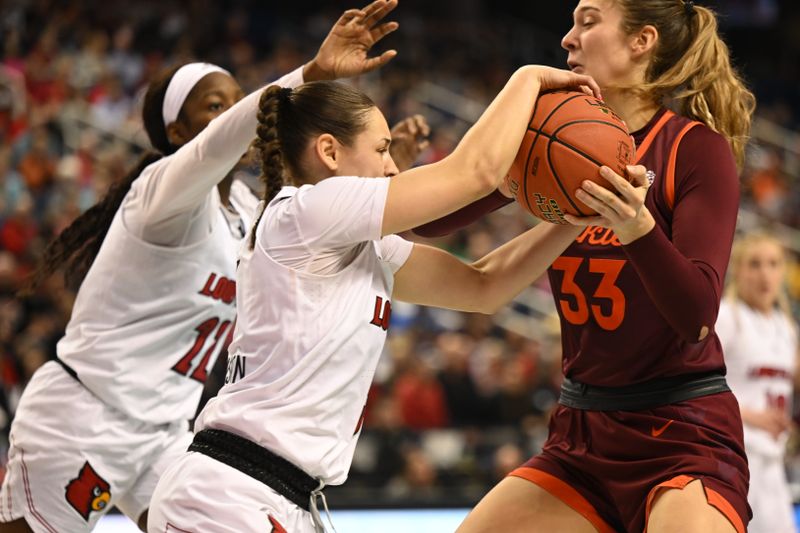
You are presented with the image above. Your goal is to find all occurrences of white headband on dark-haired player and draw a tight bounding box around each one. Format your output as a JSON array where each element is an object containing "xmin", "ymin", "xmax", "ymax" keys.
[{"xmin": 162, "ymin": 62, "xmax": 231, "ymax": 126}]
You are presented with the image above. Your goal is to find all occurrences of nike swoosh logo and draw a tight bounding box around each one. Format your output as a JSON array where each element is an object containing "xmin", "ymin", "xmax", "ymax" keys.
[{"xmin": 651, "ymin": 419, "xmax": 675, "ymax": 437}]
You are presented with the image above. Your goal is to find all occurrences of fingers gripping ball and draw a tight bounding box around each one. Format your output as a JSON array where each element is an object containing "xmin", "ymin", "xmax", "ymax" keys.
[{"xmin": 506, "ymin": 90, "xmax": 635, "ymax": 224}]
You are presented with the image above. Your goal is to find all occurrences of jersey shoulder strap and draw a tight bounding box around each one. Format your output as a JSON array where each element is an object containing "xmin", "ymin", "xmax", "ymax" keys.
[
  {"xmin": 664, "ymin": 120, "xmax": 703, "ymax": 210},
  {"xmin": 634, "ymin": 110, "xmax": 703, "ymax": 213}
]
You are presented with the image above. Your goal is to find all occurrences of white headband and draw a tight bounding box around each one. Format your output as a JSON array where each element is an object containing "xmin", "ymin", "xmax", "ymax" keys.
[{"xmin": 162, "ymin": 62, "xmax": 231, "ymax": 126}]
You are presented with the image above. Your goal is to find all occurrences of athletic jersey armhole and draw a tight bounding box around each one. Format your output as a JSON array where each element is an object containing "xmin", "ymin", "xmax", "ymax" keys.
[{"xmin": 664, "ymin": 121, "xmax": 703, "ymax": 210}]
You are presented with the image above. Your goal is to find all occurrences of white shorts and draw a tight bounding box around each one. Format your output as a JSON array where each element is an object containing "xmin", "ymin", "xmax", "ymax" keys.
[
  {"xmin": 747, "ymin": 450, "xmax": 797, "ymax": 533},
  {"xmin": 0, "ymin": 361, "xmax": 192, "ymax": 533},
  {"xmin": 148, "ymin": 451, "xmax": 320, "ymax": 533}
]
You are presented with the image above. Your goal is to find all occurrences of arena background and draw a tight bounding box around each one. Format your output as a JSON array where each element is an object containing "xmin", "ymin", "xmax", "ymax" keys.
[{"xmin": 1, "ymin": 0, "xmax": 799, "ymax": 530}]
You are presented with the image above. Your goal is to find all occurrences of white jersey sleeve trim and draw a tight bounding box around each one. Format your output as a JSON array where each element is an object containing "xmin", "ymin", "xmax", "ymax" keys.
[
  {"xmin": 285, "ymin": 176, "xmax": 391, "ymax": 252},
  {"xmin": 378, "ymin": 235, "xmax": 414, "ymax": 274}
]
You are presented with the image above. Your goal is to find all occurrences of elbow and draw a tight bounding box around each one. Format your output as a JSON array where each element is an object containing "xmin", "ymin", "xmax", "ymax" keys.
[
  {"xmin": 471, "ymin": 272, "xmax": 503, "ymax": 315},
  {"xmin": 450, "ymin": 150, "xmax": 502, "ymax": 198},
  {"xmin": 676, "ymin": 315, "xmax": 716, "ymax": 344},
  {"xmin": 472, "ymin": 158, "xmax": 504, "ymax": 197}
]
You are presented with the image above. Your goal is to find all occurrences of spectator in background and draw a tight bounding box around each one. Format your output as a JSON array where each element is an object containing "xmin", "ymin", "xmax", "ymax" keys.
[{"xmin": 717, "ymin": 231, "xmax": 799, "ymax": 533}]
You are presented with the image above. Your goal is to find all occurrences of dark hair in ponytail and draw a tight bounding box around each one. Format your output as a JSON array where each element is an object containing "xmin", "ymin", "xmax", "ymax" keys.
[
  {"xmin": 249, "ymin": 85, "xmax": 288, "ymax": 250},
  {"xmin": 20, "ymin": 66, "xmax": 184, "ymax": 295},
  {"xmin": 250, "ymin": 80, "xmax": 376, "ymax": 249}
]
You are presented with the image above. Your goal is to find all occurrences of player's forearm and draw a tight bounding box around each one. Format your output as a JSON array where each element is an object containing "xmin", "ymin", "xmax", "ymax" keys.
[
  {"xmin": 381, "ymin": 69, "xmax": 547, "ymax": 237},
  {"xmin": 394, "ymin": 225, "xmax": 579, "ymax": 314},
  {"xmin": 623, "ymin": 225, "xmax": 723, "ymax": 343},
  {"xmin": 473, "ymin": 223, "xmax": 582, "ymax": 314},
  {"xmin": 739, "ymin": 407, "xmax": 761, "ymax": 427},
  {"xmin": 446, "ymin": 67, "xmax": 543, "ymax": 192}
]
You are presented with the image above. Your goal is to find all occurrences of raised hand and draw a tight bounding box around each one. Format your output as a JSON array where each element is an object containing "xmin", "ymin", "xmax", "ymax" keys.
[
  {"xmin": 564, "ymin": 164, "xmax": 656, "ymax": 244},
  {"xmin": 530, "ymin": 65, "xmax": 602, "ymax": 99},
  {"xmin": 304, "ymin": 0, "xmax": 399, "ymax": 81},
  {"xmin": 389, "ymin": 114, "xmax": 430, "ymax": 171}
]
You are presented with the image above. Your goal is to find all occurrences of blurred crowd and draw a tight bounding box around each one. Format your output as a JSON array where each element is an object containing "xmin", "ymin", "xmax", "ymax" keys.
[{"xmin": 1, "ymin": 0, "xmax": 800, "ymax": 509}]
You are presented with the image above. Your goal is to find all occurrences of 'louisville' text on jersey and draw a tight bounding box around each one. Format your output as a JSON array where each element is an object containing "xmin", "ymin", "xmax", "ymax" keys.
[{"xmin": 198, "ymin": 273, "xmax": 236, "ymax": 305}]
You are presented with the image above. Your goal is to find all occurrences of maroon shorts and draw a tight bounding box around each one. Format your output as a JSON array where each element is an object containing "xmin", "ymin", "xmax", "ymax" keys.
[{"xmin": 510, "ymin": 391, "xmax": 750, "ymax": 533}]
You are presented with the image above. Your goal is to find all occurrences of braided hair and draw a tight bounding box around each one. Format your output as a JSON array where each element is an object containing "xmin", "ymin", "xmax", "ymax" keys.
[
  {"xmin": 20, "ymin": 66, "xmax": 185, "ymax": 295},
  {"xmin": 249, "ymin": 80, "xmax": 376, "ymax": 249}
]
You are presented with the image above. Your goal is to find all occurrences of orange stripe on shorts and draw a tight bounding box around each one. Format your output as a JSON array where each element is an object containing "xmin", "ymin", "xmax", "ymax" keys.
[
  {"xmin": 509, "ymin": 467, "xmax": 617, "ymax": 533},
  {"xmin": 643, "ymin": 474, "xmax": 745, "ymax": 533}
]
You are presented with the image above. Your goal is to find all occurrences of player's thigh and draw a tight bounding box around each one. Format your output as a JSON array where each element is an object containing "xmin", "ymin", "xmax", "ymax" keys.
[
  {"xmin": 148, "ymin": 452, "xmax": 317, "ymax": 533},
  {"xmin": 647, "ymin": 479, "xmax": 736, "ymax": 533},
  {"xmin": 456, "ymin": 476, "xmax": 598, "ymax": 533},
  {"xmin": 0, "ymin": 363, "xmax": 125, "ymax": 532},
  {"xmin": 115, "ymin": 423, "xmax": 192, "ymax": 529}
]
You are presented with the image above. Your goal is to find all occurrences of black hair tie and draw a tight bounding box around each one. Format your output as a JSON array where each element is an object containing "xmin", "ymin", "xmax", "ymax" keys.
[{"xmin": 683, "ymin": 0, "xmax": 697, "ymax": 17}]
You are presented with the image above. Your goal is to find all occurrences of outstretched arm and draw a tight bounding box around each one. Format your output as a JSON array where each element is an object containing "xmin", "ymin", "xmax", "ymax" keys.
[
  {"xmin": 394, "ymin": 222, "xmax": 582, "ymax": 313},
  {"xmin": 127, "ymin": 1, "xmax": 400, "ymax": 245},
  {"xmin": 380, "ymin": 66, "xmax": 600, "ymax": 237}
]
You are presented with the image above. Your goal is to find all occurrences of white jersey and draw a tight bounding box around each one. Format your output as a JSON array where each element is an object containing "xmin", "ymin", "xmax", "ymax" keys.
[
  {"xmin": 57, "ymin": 67, "xmax": 305, "ymax": 425},
  {"xmin": 717, "ymin": 298, "xmax": 798, "ymax": 458},
  {"xmin": 196, "ymin": 176, "xmax": 414, "ymax": 485}
]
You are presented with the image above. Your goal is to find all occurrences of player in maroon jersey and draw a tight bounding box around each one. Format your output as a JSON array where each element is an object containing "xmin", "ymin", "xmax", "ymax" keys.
[{"xmin": 419, "ymin": 1, "xmax": 757, "ymax": 532}]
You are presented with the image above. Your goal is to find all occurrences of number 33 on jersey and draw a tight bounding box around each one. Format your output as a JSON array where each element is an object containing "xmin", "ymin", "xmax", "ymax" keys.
[{"xmin": 551, "ymin": 227, "xmax": 626, "ymax": 332}]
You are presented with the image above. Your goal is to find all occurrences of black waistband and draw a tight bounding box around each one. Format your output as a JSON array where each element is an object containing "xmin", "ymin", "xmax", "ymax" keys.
[
  {"xmin": 189, "ymin": 428, "xmax": 318, "ymax": 510},
  {"xmin": 55, "ymin": 358, "xmax": 81, "ymax": 383},
  {"xmin": 559, "ymin": 372, "xmax": 730, "ymax": 411}
]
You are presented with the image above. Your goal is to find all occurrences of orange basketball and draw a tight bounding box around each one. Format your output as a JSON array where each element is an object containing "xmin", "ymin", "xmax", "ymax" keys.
[{"xmin": 505, "ymin": 90, "xmax": 635, "ymax": 224}]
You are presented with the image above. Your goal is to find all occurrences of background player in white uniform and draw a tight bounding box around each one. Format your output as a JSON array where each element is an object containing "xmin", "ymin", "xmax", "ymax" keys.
[
  {"xmin": 147, "ymin": 67, "xmax": 610, "ymax": 532},
  {"xmin": 0, "ymin": 3, "xmax": 402, "ymax": 532},
  {"xmin": 717, "ymin": 231, "xmax": 799, "ymax": 533}
]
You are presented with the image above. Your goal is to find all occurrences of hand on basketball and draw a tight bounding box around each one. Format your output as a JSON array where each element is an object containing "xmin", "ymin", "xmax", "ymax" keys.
[
  {"xmin": 564, "ymin": 165, "xmax": 656, "ymax": 245},
  {"xmin": 390, "ymin": 114, "xmax": 431, "ymax": 172},
  {"xmin": 529, "ymin": 65, "xmax": 602, "ymax": 100},
  {"xmin": 305, "ymin": 0, "xmax": 399, "ymax": 81}
]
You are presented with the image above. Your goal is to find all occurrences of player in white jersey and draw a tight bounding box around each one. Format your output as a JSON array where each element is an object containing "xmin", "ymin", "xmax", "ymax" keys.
[
  {"xmin": 147, "ymin": 68, "xmax": 607, "ymax": 532},
  {"xmin": 0, "ymin": 3, "xmax": 402, "ymax": 532},
  {"xmin": 716, "ymin": 232, "xmax": 799, "ymax": 533}
]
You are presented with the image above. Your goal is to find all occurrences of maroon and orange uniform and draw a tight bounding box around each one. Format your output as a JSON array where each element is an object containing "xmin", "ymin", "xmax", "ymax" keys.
[{"xmin": 416, "ymin": 108, "xmax": 750, "ymax": 532}]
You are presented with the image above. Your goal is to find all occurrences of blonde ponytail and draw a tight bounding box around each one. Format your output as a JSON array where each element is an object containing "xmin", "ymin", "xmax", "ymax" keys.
[{"xmin": 618, "ymin": 1, "xmax": 756, "ymax": 168}]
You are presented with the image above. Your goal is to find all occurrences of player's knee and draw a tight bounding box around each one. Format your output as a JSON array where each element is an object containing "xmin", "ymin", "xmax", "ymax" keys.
[{"xmin": 647, "ymin": 481, "xmax": 737, "ymax": 533}]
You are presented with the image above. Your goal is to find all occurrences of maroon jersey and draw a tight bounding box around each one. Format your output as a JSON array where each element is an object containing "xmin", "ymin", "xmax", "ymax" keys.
[{"xmin": 551, "ymin": 108, "xmax": 740, "ymax": 386}]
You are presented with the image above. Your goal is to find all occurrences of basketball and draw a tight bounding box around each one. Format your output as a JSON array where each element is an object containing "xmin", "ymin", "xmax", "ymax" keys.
[{"xmin": 505, "ymin": 90, "xmax": 635, "ymax": 224}]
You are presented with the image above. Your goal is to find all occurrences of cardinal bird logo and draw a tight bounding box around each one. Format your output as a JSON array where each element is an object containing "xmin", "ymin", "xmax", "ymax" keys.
[{"xmin": 64, "ymin": 461, "xmax": 111, "ymax": 521}]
